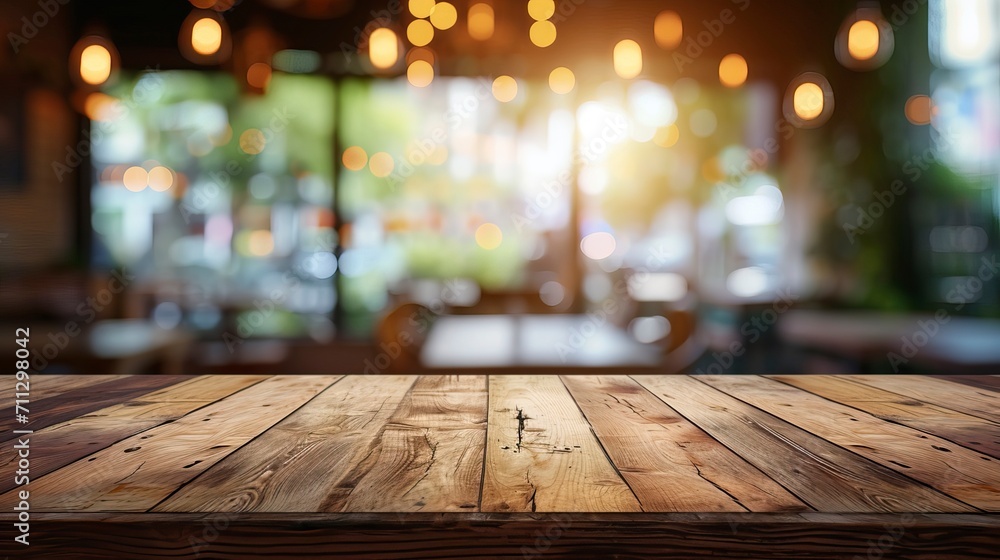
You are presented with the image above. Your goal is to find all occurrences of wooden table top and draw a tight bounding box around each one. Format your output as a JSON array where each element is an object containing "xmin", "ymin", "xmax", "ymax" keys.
[{"xmin": 2, "ymin": 373, "xmax": 998, "ymax": 558}]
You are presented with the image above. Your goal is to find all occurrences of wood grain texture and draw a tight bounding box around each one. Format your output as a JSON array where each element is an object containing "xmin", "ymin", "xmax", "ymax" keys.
[
  {"xmin": 844, "ymin": 375, "xmax": 1000, "ymax": 424},
  {"xmin": 771, "ymin": 374, "xmax": 1000, "ymax": 459},
  {"xmin": 634, "ymin": 375, "xmax": 974, "ymax": 513},
  {"xmin": 561, "ymin": 375, "xmax": 807, "ymax": 513},
  {"xmin": 156, "ymin": 375, "xmax": 417, "ymax": 513},
  {"xmin": 481, "ymin": 375, "xmax": 642, "ymax": 513},
  {"xmin": 931, "ymin": 375, "xmax": 1000, "ymax": 393},
  {"xmin": 1, "ymin": 513, "xmax": 997, "ymax": 559},
  {"xmin": 26, "ymin": 374, "xmax": 133, "ymax": 401},
  {"xmin": 333, "ymin": 375, "xmax": 488, "ymax": 512},
  {"xmin": 0, "ymin": 374, "xmax": 192, "ymax": 442},
  {"xmin": 1, "ymin": 375, "xmax": 340, "ymax": 512},
  {"xmin": 703, "ymin": 375, "xmax": 1000, "ymax": 511},
  {"xmin": 0, "ymin": 375, "xmax": 268, "ymax": 494}
]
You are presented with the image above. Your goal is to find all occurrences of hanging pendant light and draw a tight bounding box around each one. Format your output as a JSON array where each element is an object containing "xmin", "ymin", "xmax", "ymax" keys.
[
  {"xmin": 179, "ymin": 9, "xmax": 232, "ymax": 65},
  {"xmin": 70, "ymin": 34, "xmax": 119, "ymax": 87},
  {"xmin": 835, "ymin": 3, "xmax": 895, "ymax": 71}
]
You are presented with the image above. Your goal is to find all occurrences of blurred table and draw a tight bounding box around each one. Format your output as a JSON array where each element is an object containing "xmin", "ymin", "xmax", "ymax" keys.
[
  {"xmin": 420, "ymin": 314, "xmax": 661, "ymax": 372},
  {"xmin": 13, "ymin": 319, "xmax": 194, "ymax": 374},
  {"xmin": 779, "ymin": 310, "xmax": 1000, "ymax": 372}
]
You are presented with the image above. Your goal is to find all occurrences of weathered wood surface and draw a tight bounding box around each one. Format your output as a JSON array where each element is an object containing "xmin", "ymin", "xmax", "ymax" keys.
[
  {"xmin": 480, "ymin": 375, "xmax": 642, "ymax": 512},
  {"xmin": 701, "ymin": 375, "xmax": 1000, "ymax": 511},
  {"xmin": 6, "ymin": 374, "xmax": 1000, "ymax": 558}
]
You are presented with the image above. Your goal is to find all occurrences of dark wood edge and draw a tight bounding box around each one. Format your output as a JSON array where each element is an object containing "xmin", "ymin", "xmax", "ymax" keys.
[{"xmin": 2, "ymin": 513, "xmax": 997, "ymax": 559}]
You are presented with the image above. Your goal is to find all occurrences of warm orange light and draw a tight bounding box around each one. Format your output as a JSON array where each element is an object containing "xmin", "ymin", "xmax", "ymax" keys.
[
  {"xmin": 369, "ymin": 152, "xmax": 395, "ymax": 178},
  {"xmin": 614, "ymin": 39, "xmax": 642, "ymax": 79},
  {"xmin": 369, "ymin": 28, "xmax": 399, "ymax": 69},
  {"xmin": 905, "ymin": 95, "xmax": 933, "ymax": 125},
  {"xmin": 246, "ymin": 62, "xmax": 272, "ymax": 89},
  {"xmin": 83, "ymin": 92, "xmax": 120, "ymax": 121},
  {"xmin": 793, "ymin": 83, "xmax": 825, "ymax": 121},
  {"xmin": 719, "ymin": 53, "xmax": 748, "ymax": 88},
  {"xmin": 527, "ymin": 0, "xmax": 555, "ymax": 21},
  {"xmin": 529, "ymin": 20, "xmax": 557, "ymax": 48},
  {"xmin": 409, "ymin": 0, "xmax": 435, "ymax": 18},
  {"xmin": 248, "ymin": 230, "xmax": 274, "ymax": 256},
  {"xmin": 343, "ymin": 146, "xmax": 369, "ymax": 171},
  {"xmin": 239, "ymin": 129, "xmax": 266, "ymax": 154},
  {"xmin": 80, "ymin": 44, "xmax": 113, "ymax": 85},
  {"xmin": 548, "ymin": 67, "xmax": 575, "ymax": 94},
  {"xmin": 429, "ymin": 2, "xmax": 457, "ymax": 30},
  {"xmin": 492, "ymin": 75, "xmax": 518, "ymax": 103},
  {"xmin": 848, "ymin": 19, "xmax": 880, "ymax": 61},
  {"xmin": 407, "ymin": 60, "xmax": 434, "ymax": 87},
  {"xmin": 191, "ymin": 17, "xmax": 223, "ymax": 55},
  {"xmin": 475, "ymin": 223, "xmax": 503, "ymax": 250},
  {"xmin": 468, "ymin": 3, "xmax": 494, "ymax": 41},
  {"xmin": 407, "ymin": 19, "xmax": 434, "ymax": 47},
  {"xmin": 147, "ymin": 166, "xmax": 174, "ymax": 192},
  {"xmin": 123, "ymin": 166, "xmax": 148, "ymax": 192},
  {"xmin": 654, "ymin": 11, "xmax": 683, "ymax": 50},
  {"xmin": 653, "ymin": 124, "xmax": 679, "ymax": 148}
]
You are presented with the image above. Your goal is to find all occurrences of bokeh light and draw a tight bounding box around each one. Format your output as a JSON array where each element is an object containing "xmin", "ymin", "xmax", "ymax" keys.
[
  {"xmin": 409, "ymin": 0, "xmax": 435, "ymax": 18},
  {"xmin": 468, "ymin": 3, "xmax": 494, "ymax": 41},
  {"xmin": 429, "ymin": 2, "xmax": 457, "ymax": 30},
  {"xmin": 246, "ymin": 62, "xmax": 272, "ymax": 89},
  {"xmin": 80, "ymin": 44, "xmax": 112, "ymax": 85},
  {"xmin": 407, "ymin": 60, "xmax": 434, "ymax": 87},
  {"xmin": 343, "ymin": 146, "xmax": 369, "ymax": 171},
  {"xmin": 548, "ymin": 67, "xmax": 575, "ymax": 94},
  {"xmin": 191, "ymin": 17, "xmax": 223, "ymax": 55},
  {"xmin": 369, "ymin": 152, "xmax": 395, "ymax": 177},
  {"xmin": 654, "ymin": 11, "xmax": 683, "ymax": 50},
  {"xmin": 530, "ymin": 20, "xmax": 557, "ymax": 48},
  {"xmin": 848, "ymin": 19, "xmax": 880, "ymax": 61},
  {"xmin": 492, "ymin": 75, "xmax": 518, "ymax": 102},
  {"xmin": 527, "ymin": 0, "xmax": 556, "ymax": 21},
  {"xmin": 905, "ymin": 94, "xmax": 933, "ymax": 125},
  {"xmin": 793, "ymin": 82, "xmax": 825, "ymax": 121},
  {"xmin": 123, "ymin": 166, "xmax": 148, "ymax": 192},
  {"xmin": 719, "ymin": 54, "xmax": 748, "ymax": 88},
  {"xmin": 614, "ymin": 40, "xmax": 642, "ymax": 79},
  {"xmin": 408, "ymin": 19, "xmax": 435, "ymax": 47},
  {"xmin": 147, "ymin": 166, "xmax": 174, "ymax": 192},
  {"xmin": 581, "ymin": 232, "xmax": 617, "ymax": 260},
  {"xmin": 239, "ymin": 129, "xmax": 266, "ymax": 154},
  {"xmin": 475, "ymin": 223, "xmax": 503, "ymax": 250},
  {"xmin": 369, "ymin": 28, "xmax": 399, "ymax": 69}
]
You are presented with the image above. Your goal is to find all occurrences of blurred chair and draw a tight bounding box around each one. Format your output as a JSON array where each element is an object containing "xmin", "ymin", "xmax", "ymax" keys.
[
  {"xmin": 659, "ymin": 308, "xmax": 706, "ymax": 374},
  {"xmin": 374, "ymin": 302, "xmax": 437, "ymax": 373}
]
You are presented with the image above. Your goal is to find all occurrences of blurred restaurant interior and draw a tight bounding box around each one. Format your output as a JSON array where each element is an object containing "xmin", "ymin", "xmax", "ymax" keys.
[{"xmin": 0, "ymin": 0, "xmax": 998, "ymax": 375}]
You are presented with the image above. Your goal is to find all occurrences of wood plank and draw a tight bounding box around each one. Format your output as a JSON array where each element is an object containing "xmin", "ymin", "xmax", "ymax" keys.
[
  {"xmin": 0, "ymin": 375, "xmax": 340, "ymax": 512},
  {"xmin": 26, "ymin": 374, "xmax": 133, "ymax": 401},
  {"xmin": 634, "ymin": 375, "xmax": 974, "ymax": 513},
  {"xmin": 156, "ymin": 375, "xmax": 417, "ymax": 513},
  {"xmin": 3, "ymin": 513, "xmax": 998, "ymax": 559},
  {"xmin": 561, "ymin": 375, "xmax": 807, "ymax": 512},
  {"xmin": 843, "ymin": 375, "xmax": 1000, "ymax": 424},
  {"xmin": 480, "ymin": 375, "xmax": 642, "ymax": 513},
  {"xmin": 702, "ymin": 375, "xmax": 1000, "ymax": 511},
  {"xmin": 332, "ymin": 375, "xmax": 488, "ymax": 512},
  {"xmin": 930, "ymin": 375, "xmax": 1000, "ymax": 393},
  {"xmin": 0, "ymin": 375, "xmax": 268, "ymax": 494},
  {"xmin": 0, "ymin": 374, "xmax": 192, "ymax": 442},
  {"xmin": 771, "ymin": 375, "xmax": 1000, "ymax": 459}
]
